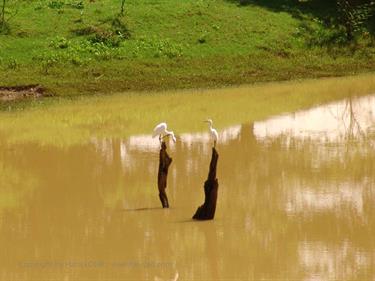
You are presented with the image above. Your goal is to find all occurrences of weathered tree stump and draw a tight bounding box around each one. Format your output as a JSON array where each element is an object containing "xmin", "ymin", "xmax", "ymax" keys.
[
  {"xmin": 193, "ymin": 147, "xmax": 219, "ymax": 220},
  {"xmin": 157, "ymin": 141, "xmax": 172, "ymax": 208}
]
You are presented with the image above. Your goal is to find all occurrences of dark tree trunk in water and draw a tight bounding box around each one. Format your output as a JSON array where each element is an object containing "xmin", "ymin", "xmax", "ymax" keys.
[
  {"xmin": 158, "ymin": 141, "xmax": 172, "ymax": 208},
  {"xmin": 193, "ymin": 147, "xmax": 219, "ymax": 220}
]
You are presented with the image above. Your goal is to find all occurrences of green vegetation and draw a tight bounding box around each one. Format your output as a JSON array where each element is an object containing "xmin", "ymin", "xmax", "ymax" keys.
[{"xmin": 0, "ymin": 0, "xmax": 375, "ymax": 97}]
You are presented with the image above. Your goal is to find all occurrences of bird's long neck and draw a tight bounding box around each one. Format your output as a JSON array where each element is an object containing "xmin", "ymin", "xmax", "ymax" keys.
[
  {"xmin": 208, "ymin": 122, "xmax": 212, "ymax": 129},
  {"xmin": 165, "ymin": 129, "xmax": 172, "ymax": 135}
]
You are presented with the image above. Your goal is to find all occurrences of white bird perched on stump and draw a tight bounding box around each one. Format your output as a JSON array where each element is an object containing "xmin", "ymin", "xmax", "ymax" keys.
[
  {"xmin": 152, "ymin": 122, "xmax": 176, "ymax": 143},
  {"xmin": 204, "ymin": 119, "xmax": 218, "ymax": 147}
]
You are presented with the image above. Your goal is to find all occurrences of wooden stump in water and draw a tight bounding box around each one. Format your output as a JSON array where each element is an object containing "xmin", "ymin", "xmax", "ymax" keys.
[
  {"xmin": 193, "ymin": 147, "xmax": 219, "ymax": 220},
  {"xmin": 158, "ymin": 141, "xmax": 172, "ymax": 208}
]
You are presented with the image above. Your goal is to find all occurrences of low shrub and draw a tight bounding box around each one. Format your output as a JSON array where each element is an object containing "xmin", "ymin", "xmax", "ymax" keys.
[
  {"xmin": 50, "ymin": 36, "xmax": 70, "ymax": 49},
  {"xmin": 48, "ymin": 0, "xmax": 65, "ymax": 9},
  {"xmin": 6, "ymin": 58, "xmax": 19, "ymax": 70},
  {"xmin": 72, "ymin": 16, "xmax": 130, "ymax": 48},
  {"xmin": 67, "ymin": 0, "xmax": 84, "ymax": 9},
  {"xmin": 296, "ymin": 20, "xmax": 348, "ymax": 47},
  {"xmin": 134, "ymin": 37, "xmax": 183, "ymax": 58},
  {"xmin": 88, "ymin": 30, "xmax": 122, "ymax": 48}
]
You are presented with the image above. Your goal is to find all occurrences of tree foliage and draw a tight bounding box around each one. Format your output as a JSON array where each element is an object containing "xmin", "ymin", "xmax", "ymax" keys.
[{"xmin": 337, "ymin": 0, "xmax": 374, "ymax": 40}]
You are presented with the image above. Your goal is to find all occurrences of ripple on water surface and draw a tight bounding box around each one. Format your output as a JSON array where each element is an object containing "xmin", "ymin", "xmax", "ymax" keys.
[{"xmin": 0, "ymin": 93, "xmax": 374, "ymax": 281}]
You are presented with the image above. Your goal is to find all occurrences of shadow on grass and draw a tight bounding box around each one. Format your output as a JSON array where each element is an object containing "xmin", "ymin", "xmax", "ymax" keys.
[
  {"xmin": 226, "ymin": 0, "xmax": 337, "ymax": 20},
  {"xmin": 226, "ymin": 0, "xmax": 375, "ymax": 32}
]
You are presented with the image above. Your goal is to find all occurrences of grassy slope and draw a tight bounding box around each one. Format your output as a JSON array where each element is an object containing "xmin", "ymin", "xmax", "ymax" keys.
[{"xmin": 0, "ymin": 0, "xmax": 375, "ymax": 96}]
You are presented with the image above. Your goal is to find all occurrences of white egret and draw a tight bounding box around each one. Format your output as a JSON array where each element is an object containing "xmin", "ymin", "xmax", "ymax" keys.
[
  {"xmin": 204, "ymin": 119, "xmax": 218, "ymax": 147},
  {"xmin": 152, "ymin": 122, "xmax": 176, "ymax": 143}
]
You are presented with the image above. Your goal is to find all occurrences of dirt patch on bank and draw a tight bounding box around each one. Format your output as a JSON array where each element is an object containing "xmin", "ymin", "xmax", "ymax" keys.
[{"xmin": 0, "ymin": 85, "xmax": 51, "ymax": 101}]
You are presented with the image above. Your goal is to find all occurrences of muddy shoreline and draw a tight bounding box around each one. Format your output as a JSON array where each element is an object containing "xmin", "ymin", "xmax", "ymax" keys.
[{"xmin": 0, "ymin": 85, "xmax": 51, "ymax": 101}]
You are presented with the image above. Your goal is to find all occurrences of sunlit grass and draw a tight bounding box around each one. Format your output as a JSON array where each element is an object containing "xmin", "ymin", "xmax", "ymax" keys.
[
  {"xmin": 1, "ymin": 74, "xmax": 375, "ymax": 146},
  {"xmin": 1, "ymin": 0, "xmax": 375, "ymax": 95}
]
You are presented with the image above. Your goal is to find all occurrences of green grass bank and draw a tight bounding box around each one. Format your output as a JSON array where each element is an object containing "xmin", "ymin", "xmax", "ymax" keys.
[{"xmin": 1, "ymin": 0, "xmax": 375, "ymax": 97}]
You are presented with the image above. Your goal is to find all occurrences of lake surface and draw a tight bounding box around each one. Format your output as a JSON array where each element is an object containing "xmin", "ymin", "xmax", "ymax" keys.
[{"xmin": 0, "ymin": 82, "xmax": 375, "ymax": 280}]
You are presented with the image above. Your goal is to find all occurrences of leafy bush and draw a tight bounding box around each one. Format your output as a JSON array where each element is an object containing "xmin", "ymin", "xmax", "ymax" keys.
[
  {"xmin": 48, "ymin": 0, "xmax": 65, "ymax": 9},
  {"xmin": 88, "ymin": 16, "xmax": 131, "ymax": 47},
  {"xmin": 6, "ymin": 58, "xmax": 19, "ymax": 70},
  {"xmin": 88, "ymin": 30, "xmax": 122, "ymax": 47},
  {"xmin": 34, "ymin": 38, "xmax": 122, "ymax": 73},
  {"xmin": 337, "ymin": 0, "xmax": 375, "ymax": 40},
  {"xmin": 34, "ymin": 51, "xmax": 86, "ymax": 73},
  {"xmin": 110, "ymin": 17, "xmax": 131, "ymax": 39},
  {"xmin": 49, "ymin": 36, "xmax": 70, "ymax": 49},
  {"xmin": 134, "ymin": 37, "xmax": 183, "ymax": 58},
  {"xmin": 34, "ymin": 1, "xmax": 45, "ymax": 10},
  {"xmin": 38, "ymin": 0, "xmax": 83, "ymax": 10},
  {"xmin": 305, "ymin": 24, "xmax": 348, "ymax": 46},
  {"xmin": 67, "ymin": 0, "xmax": 84, "ymax": 9},
  {"xmin": 72, "ymin": 16, "xmax": 130, "ymax": 48},
  {"xmin": 0, "ymin": 57, "xmax": 19, "ymax": 70},
  {"xmin": 77, "ymin": 40, "xmax": 118, "ymax": 60},
  {"xmin": 71, "ymin": 25, "xmax": 97, "ymax": 36},
  {"xmin": 294, "ymin": 18, "xmax": 348, "ymax": 47}
]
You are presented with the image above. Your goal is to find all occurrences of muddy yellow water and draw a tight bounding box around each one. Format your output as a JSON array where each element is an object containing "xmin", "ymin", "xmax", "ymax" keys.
[{"xmin": 1, "ymin": 76, "xmax": 375, "ymax": 280}]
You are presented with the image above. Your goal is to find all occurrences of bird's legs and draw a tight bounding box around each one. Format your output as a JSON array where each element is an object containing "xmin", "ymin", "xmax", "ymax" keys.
[
  {"xmin": 160, "ymin": 134, "xmax": 170, "ymax": 146},
  {"xmin": 161, "ymin": 133, "xmax": 171, "ymax": 141}
]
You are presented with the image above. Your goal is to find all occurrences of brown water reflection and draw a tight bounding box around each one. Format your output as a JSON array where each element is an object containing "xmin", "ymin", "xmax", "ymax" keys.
[{"xmin": 0, "ymin": 95, "xmax": 374, "ymax": 280}]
